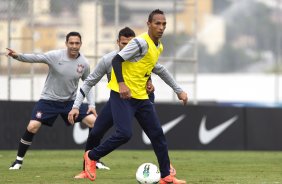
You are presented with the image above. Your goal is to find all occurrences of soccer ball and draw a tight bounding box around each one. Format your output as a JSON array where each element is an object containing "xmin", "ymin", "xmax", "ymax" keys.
[{"xmin": 136, "ymin": 163, "xmax": 160, "ymax": 184}]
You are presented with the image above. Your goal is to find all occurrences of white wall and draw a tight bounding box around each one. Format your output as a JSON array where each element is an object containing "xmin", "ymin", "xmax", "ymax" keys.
[{"xmin": 1, "ymin": 74, "xmax": 282, "ymax": 105}]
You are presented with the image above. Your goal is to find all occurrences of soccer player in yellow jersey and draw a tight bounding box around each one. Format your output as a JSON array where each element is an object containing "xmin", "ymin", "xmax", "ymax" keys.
[{"xmin": 83, "ymin": 9, "xmax": 187, "ymax": 183}]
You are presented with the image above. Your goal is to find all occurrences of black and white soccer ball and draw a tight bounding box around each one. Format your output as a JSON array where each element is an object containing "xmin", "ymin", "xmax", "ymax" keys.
[{"xmin": 136, "ymin": 163, "xmax": 160, "ymax": 184}]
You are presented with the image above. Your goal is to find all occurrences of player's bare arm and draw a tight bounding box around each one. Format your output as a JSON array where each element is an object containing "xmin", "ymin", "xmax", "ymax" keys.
[{"xmin": 177, "ymin": 91, "xmax": 188, "ymax": 105}]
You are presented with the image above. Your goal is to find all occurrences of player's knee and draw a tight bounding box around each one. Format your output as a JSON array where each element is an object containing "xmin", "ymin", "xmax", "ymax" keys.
[
  {"xmin": 88, "ymin": 121, "xmax": 94, "ymax": 128},
  {"xmin": 83, "ymin": 115, "xmax": 95, "ymax": 128},
  {"xmin": 91, "ymin": 119, "xmax": 95, "ymax": 128},
  {"xmin": 27, "ymin": 121, "xmax": 41, "ymax": 133}
]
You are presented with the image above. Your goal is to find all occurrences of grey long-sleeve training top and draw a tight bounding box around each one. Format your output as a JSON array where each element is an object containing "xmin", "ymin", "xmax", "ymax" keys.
[{"xmin": 16, "ymin": 49, "xmax": 95, "ymax": 107}]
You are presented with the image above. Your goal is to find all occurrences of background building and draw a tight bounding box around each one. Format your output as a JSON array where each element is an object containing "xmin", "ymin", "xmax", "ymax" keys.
[{"xmin": 0, "ymin": 0, "xmax": 281, "ymax": 104}]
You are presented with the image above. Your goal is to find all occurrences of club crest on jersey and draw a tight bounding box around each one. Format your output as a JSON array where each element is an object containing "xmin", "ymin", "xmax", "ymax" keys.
[
  {"xmin": 36, "ymin": 111, "xmax": 43, "ymax": 119},
  {"xmin": 77, "ymin": 64, "xmax": 85, "ymax": 74}
]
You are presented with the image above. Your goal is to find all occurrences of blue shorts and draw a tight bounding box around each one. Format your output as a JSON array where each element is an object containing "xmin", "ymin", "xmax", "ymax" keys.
[{"xmin": 31, "ymin": 99, "xmax": 91, "ymax": 127}]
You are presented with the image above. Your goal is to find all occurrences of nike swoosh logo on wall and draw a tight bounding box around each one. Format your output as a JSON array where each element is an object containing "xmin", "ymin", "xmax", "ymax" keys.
[
  {"xmin": 142, "ymin": 114, "xmax": 186, "ymax": 145},
  {"xmin": 73, "ymin": 123, "xmax": 88, "ymax": 144},
  {"xmin": 199, "ymin": 115, "xmax": 238, "ymax": 145}
]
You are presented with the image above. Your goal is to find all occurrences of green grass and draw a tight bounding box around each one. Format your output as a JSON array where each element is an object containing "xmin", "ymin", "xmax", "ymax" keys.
[{"xmin": 0, "ymin": 150, "xmax": 282, "ymax": 184}]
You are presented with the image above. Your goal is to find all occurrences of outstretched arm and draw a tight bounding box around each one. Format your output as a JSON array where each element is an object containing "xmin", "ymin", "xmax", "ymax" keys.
[
  {"xmin": 6, "ymin": 48, "xmax": 51, "ymax": 64},
  {"xmin": 6, "ymin": 48, "xmax": 19, "ymax": 59}
]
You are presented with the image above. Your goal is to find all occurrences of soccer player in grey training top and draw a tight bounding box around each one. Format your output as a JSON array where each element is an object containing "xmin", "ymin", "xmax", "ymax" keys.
[
  {"xmin": 6, "ymin": 32, "xmax": 107, "ymax": 171},
  {"xmin": 68, "ymin": 27, "xmax": 186, "ymax": 179}
]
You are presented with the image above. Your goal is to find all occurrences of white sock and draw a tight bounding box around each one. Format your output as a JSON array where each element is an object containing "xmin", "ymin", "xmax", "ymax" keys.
[{"xmin": 16, "ymin": 156, "xmax": 24, "ymax": 161}]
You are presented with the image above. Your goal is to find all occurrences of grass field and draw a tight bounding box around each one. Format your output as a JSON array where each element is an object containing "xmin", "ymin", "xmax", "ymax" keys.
[{"xmin": 0, "ymin": 150, "xmax": 282, "ymax": 184}]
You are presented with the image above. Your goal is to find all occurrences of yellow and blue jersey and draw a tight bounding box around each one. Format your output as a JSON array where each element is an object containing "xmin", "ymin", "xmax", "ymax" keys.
[{"xmin": 108, "ymin": 32, "xmax": 163, "ymax": 99}]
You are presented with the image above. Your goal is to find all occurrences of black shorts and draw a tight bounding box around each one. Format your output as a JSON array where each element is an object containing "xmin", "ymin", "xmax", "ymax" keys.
[{"xmin": 30, "ymin": 99, "xmax": 92, "ymax": 126}]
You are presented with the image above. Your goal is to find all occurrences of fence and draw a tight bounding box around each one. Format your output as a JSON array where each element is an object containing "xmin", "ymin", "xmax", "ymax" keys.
[
  {"xmin": 0, "ymin": 0, "xmax": 199, "ymax": 102},
  {"xmin": 0, "ymin": 0, "xmax": 281, "ymax": 104}
]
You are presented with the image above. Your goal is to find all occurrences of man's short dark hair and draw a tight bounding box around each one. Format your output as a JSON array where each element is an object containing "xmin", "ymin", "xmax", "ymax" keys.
[
  {"xmin": 148, "ymin": 9, "xmax": 164, "ymax": 22},
  {"xmin": 66, "ymin": 32, "xmax": 82, "ymax": 42},
  {"xmin": 118, "ymin": 27, "xmax": 135, "ymax": 40}
]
